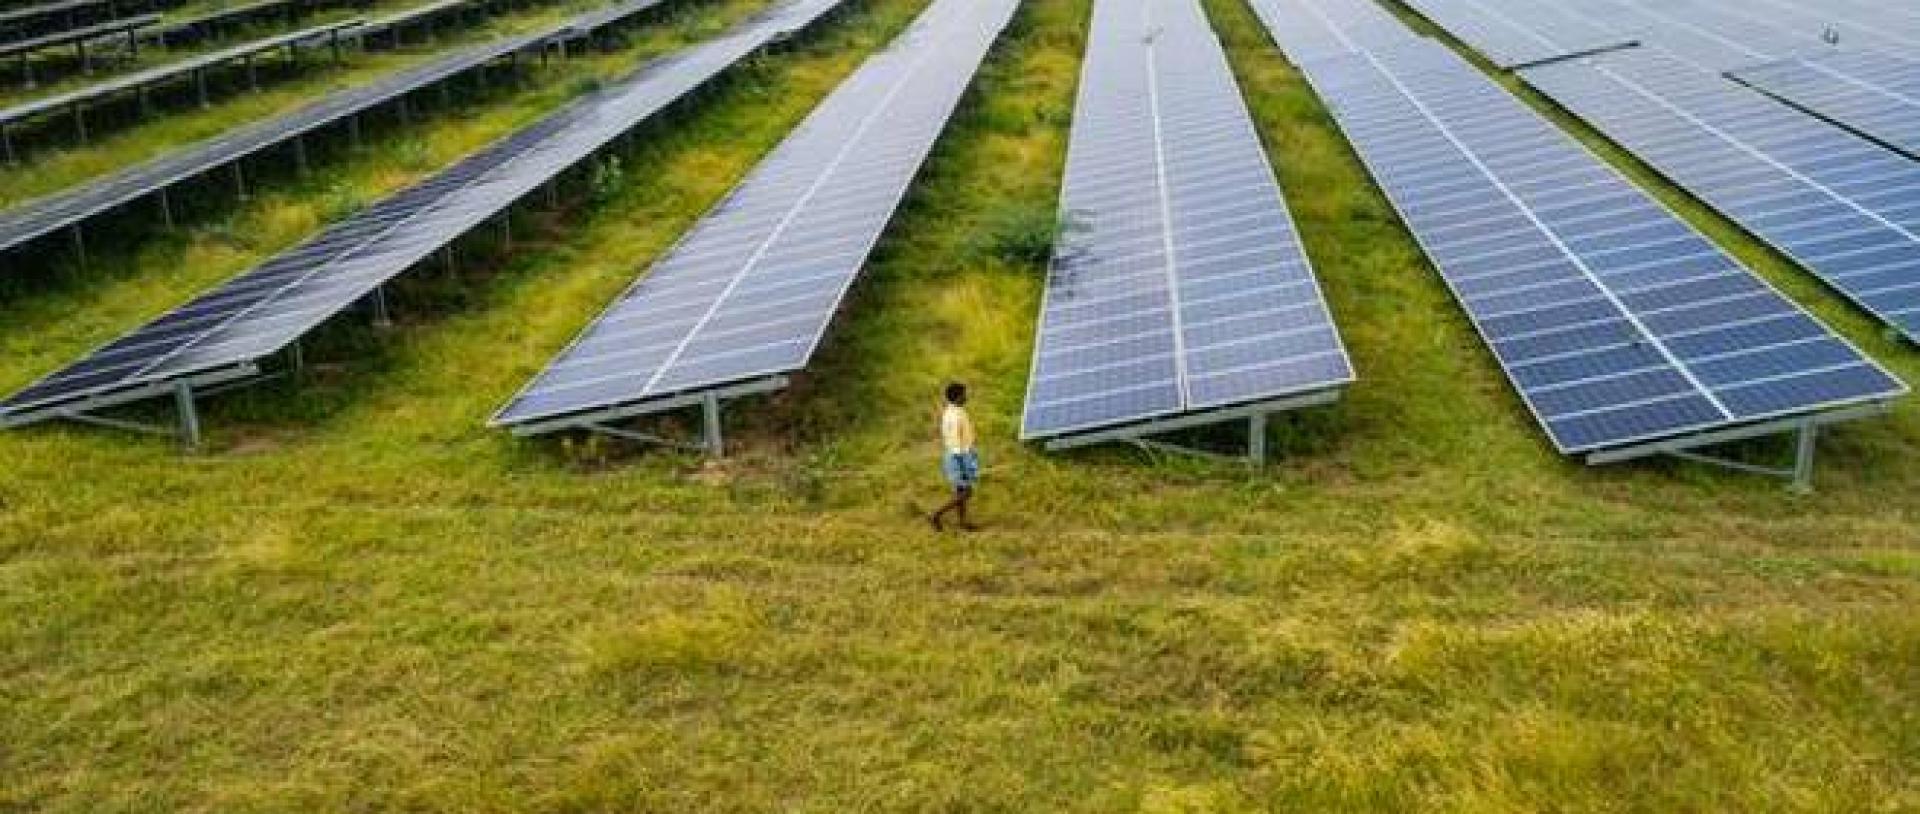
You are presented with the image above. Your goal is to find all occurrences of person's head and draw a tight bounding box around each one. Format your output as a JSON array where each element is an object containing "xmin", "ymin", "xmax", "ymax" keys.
[{"xmin": 944, "ymin": 381, "xmax": 967, "ymax": 406}]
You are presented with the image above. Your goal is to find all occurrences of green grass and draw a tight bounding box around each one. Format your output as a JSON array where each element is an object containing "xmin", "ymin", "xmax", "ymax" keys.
[{"xmin": 1, "ymin": 0, "xmax": 1917, "ymax": 809}]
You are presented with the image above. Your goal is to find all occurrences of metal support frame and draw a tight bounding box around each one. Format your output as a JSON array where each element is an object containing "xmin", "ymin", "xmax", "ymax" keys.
[
  {"xmin": 506, "ymin": 376, "xmax": 790, "ymax": 459},
  {"xmin": 1585, "ymin": 401, "xmax": 1894, "ymax": 492},
  {"xmin": 0, "ymin": 364, "xmax": 261, "ymax": 448},
  {"xmin": 1041, "ymin": 389, "xmax": 1344, "ymax": 466}
]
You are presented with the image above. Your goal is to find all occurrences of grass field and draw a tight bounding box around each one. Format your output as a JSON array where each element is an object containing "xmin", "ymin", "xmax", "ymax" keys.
[{"xmin": 1, "ymin": 0, "xmax": 1917, "ymax": 809}]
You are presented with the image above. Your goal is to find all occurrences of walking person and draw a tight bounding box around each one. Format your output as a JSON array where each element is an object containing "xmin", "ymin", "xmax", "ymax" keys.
[{"xmin": 930, "ymin": 382, "xmax": 980, "ymax": 532}]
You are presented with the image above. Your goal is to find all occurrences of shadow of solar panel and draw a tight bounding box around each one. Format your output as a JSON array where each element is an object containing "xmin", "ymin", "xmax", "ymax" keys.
[
  {"xmin": 1285, "ymin": 38, "xmax": 1902, "ymax": 453},
  {"xmin": 492, "ymin": 0, "xmax": 1023, "ymax": 430},
  {"xmin": 0, "ymin": 0, "xmax": 844, "ymax": 423},
  {"xmin": 1523, "ymin": 47, "xmax": 1920, "ymax": 342},
  {"xmin": 1731, "ymin": 50, "xmax": 1920, "ymax": 163},
  {"xmin": 1019, "ymin": 0, "xmax": 1352, "ymax": 441}
]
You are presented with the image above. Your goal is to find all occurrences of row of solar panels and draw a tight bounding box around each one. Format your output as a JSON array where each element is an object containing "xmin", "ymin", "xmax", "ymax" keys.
[
  {"xmin": 1387, "ymin": 3, "xmax": 1920, "ymax": 342},
  {"xmin": 0, "ymin": 0, "xmax": 1910, "ymax": 480},
  {"xmin": 1251, "ymin": 0, "xmax": 1906, "ymax": 458}
]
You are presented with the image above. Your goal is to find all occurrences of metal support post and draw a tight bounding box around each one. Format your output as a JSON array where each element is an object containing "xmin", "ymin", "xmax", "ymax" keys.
[
  {"xmin": 156, "ymin": 187, "xmax": 174, "ymax": 228},
  {"xmin": 71, "ymin": 104, "xmax": 87, "ymax": 142},
  {"xmin": 69, "ymin": 224, "xmax": 87, "ymax": 268},
  {"xmin": 231, "ymin": 161, "xmax": 247, "ymax": 198},
  {"xmin": 293, "ymin": 136, "xmax": 308, "ymax": 174},
  {"xmin": 1248, "ymin": 413, "xmax": 1268, "ymax": 467},
  {"xmin": 371, "ymin": 285, "xmax": 392, "ymax": 327},
  {"xmin": 173, "ymin": 381, "xmax": 201, "ymax": 450},
  {"xmin": 1792, "ymin": 422, "xmax": 1819, "ymax": 494},
  {"xmin": 702, "ymin": 392, "xmax": 723, "ymax": 457}
]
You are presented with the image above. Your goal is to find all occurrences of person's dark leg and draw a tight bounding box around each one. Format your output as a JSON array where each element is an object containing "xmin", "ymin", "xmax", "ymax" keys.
[
  {"xmin": 953, "ymin": 485, "xmax": 974, "ymax": 531},
  {"xmin": 930, "ymin": 488, "xmax": 959, "ymax": 531}
]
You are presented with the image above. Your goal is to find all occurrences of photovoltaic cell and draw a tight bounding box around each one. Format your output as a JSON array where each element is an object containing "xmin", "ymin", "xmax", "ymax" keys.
[
  {"xmin": 1020, "ymin": 0, "xmax": 1350, "ymax": 441},
  {"xmin": 492, "ymin": 0, "xmax": 1021, "ymax": 429},
  {"xmin": 1396, "ymin": 0, "xmax": 1632, "ymax": 68},
  {"xmin": 1731, "ymin": 49, "xmax": 1920, "ymax": 162},
  {"xmin": 0, "ymin": 0, "xmax": 842, "ymax": 423},
  {"xmin": 1523, "ymin": 47, "xmax": 1920, "ymax": 341},
  {"xmin": 1276, "ymin": 36, "xmax": 1902, "ymax": 452}
]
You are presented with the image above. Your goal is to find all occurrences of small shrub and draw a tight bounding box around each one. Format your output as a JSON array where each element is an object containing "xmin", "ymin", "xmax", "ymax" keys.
[
  {"xmin": 588, "ymin": 155, "xmax": 627, "ymax": 206},
  {"xmin": 969, "ymin": 202, "xmax": 1065, "ymax": 267}
]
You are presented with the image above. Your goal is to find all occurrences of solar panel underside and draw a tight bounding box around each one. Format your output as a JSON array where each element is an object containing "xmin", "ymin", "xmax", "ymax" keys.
[
  {"xmin": 1396, "ymin": 0, "xmax": 1631, "ymax": 68},
  {"xmin": 1523, "ymin": 48, "xmax": 1920, "ymax": 342},
  {"xmin": 1245, "ymin": 0, "xmax": 1410, "ymax": 66},
  {"xmin": 491, "ymin": 0, "xmax": 1021, "ymax": 428},
  {"xmin": 1731, "ymin": 50, "xmax": 1920, "ymax": 162},
  {"xmin": 1292, "ymin": 40, "xmax": 1903, "ymax": 453},
  {"xmin": 0, "ymin": 0, "xmax": 839, "ymax": 421},
  {"xmin": 1019, "ymin": 0, "xmax": 1351, "ymax": 441}
]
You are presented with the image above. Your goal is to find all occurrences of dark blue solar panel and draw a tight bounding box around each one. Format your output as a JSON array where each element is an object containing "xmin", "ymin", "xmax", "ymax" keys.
[
  {"xmin": 0, "ymin": 0, "xmax": 843, "ymax": 423},
  {"xmin": 1731, "ymin": 50, "xmax": 1920, "ymax": 162},
  {"xmin": 1280, "ymin": 36, "xmax": 1903, "ymax": 453},
  {"xmin": 1020, "ymin": 0, "xmax": 1352, "ymax": 440},
  {"xmin": 1523, "ymin": 47, "xmax": 1920, "ymax": 341},
  {"xmin": 493, "ymin": 0, "xmax": 1022, "ymax": 429}
]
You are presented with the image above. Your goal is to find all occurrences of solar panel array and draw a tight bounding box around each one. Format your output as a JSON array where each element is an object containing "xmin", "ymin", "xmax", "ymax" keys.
[
  {"xmin": 0, "ymin": 0, "xmax": 841, "ymax": 423},
  {"xmin": 1251, "ymin": 11, "xmax": 1903, "ymax": 452},
  {"xmin": 493, "ymin": 0, "xmax": 1021, "ymax": 430},
  {"xmin": 0, "ymin": 11, "xmax": 153, "ymax": 58},
  {"xmin": 1396, "ymin": 0, "xmax": 1632, "ymax": 68},
  {"xmin": 0, "ymin": 19, "xmax": 359, "ymax": 132},
  {"xmin": 1523, "ymin": 48, "xmax": 1920, "ymax": 342},
  {"xmin": 1019, "ymin": 0, "xmax": 1350, "ymax": 441},
  {"xmin": 0, "ymin": 0, "xmax": 682, "ymax": 257},
  {"xmin": 1732, "ymin": 50, "xmax": 1920, "ymax": 162},
  {"xmin": 0, "ymin": 29, "xmax": 537, "ymax": 254}
]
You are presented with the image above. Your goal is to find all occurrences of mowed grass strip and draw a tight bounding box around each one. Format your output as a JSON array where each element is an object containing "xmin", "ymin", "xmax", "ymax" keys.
[{"xmin": 0, "ymin": 0, "xmax": 1915, "ymax": 810}]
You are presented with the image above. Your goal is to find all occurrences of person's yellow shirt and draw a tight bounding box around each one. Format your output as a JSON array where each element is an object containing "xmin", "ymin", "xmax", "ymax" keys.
[{"xmin": 941, "ymin": 404, "xmax": 975, "ymax": 454}]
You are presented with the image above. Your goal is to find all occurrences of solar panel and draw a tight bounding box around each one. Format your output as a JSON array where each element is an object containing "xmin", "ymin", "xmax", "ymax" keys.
[
  {"xmin": 1018, "ymin": 0, "xmax": 1351, "ymax": 446},
  {"xmin": 1395, "ymin": 0, "xmax": 1633, "ymax": 68},
  {"xmin": 492, "ymin": 0, "xmax": 1021, "ymax": 434},
  {"xmin": 1281, "ymin": 37, "xmax": 1903, "ymax": 454},
  {"xmin": 1730, "ymin": 49, "xmax": 1920, "ymax": 162},
  {"xmin": 1244, "ymin": 0, "xmax": 1411, "ymax": 66},
  {"xmin": 0, "ymin": 0, "xmax": 843, "ymax": 427},
  {"xmin": 1523, "ymin": 47, "xmax": 1920, "ymax": 342}
]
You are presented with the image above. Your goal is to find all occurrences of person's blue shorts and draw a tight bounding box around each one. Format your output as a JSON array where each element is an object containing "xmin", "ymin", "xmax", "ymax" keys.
[{"xmin": 942, "ymin": 450, "xmax": 981, "ymax": 490}]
